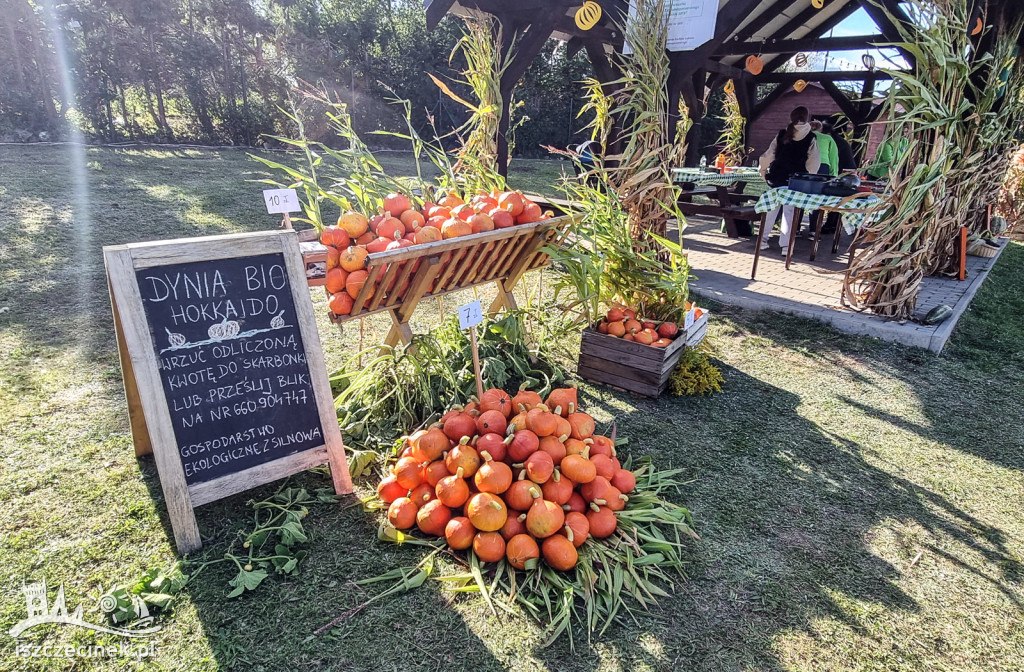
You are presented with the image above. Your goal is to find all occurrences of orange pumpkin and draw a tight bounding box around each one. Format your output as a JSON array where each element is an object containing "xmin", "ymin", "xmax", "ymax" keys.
[
  {"xmin": 415, "ymin": 499, "xmax": 451, "ymax": 536},
  {"xmin": 745, "ymin": 54, "xmax": 764, "ymax": 75},
  {"xmin": 505, "ymin": 533, "xmax": 540, "ymax": 570},
  {"xmin": 526, "ymin": 496, "xmax": 565, "ymax": 538},
  {"xmin": 387, "ymin": 497, "xmax": 417, "ymax": 530},
  {"xmin": 444, "ymin": 516, "xmax": 476, "ymax": 550},
  {"xmin": 561, "ymin": 511, "xmax": 590, "ymax": 547},
  {"xmin": 472, "ymin": 531, "xmax": 506, "ymax": 562},
  {"xmin": 541, "ymin": 533, "xmax": 578, "ymax": 570},
  {"xmin": 586, "ymin": 504, "xmax": 617, "ymax": 538},
  {"xmin": 466, "ymin": 492, "xmax": 508, "ymax": 532},
  {"xmin": 436, "ymin": 467, "xmax": 470, "ymax": 507}
]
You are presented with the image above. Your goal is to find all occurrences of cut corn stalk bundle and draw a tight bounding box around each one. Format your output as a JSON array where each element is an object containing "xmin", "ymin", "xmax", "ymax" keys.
[
  {"xmin": 333, "ymin": 456, "xmax": 697, "ymax": 648},
  {"xmin": 844, "ymin": 0, "xmax": 1024, "ymax": 318},
  {"xmin": 717, "ymin": 82, "xmax": 750, "ymax": 167}
]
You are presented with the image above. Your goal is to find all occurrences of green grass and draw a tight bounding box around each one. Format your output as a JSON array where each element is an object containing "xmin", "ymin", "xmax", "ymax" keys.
[{"xmin": 2, "ymin": 144, "xmax": 1024, "ymax": 671}]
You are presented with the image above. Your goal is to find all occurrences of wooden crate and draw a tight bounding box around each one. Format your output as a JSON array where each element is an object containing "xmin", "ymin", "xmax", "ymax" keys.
[{"xmin": 576, "ymin": 311, "xmax": 709, "ymax": 398}]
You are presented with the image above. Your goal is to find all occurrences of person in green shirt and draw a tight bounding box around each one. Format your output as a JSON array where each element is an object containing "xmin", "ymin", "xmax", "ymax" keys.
[
  {"xmin": 867, "ymin": 136, "xmax": 909, "ymax": 180},
  {"xmin": 811, "ymin": 120, "xmax": 839, "ymax": 176}
]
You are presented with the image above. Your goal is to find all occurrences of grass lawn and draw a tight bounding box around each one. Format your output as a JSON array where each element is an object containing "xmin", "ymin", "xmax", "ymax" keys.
[{"xmin": 2, "ymin": 144, "xmax": 1023, "ymax": 672}]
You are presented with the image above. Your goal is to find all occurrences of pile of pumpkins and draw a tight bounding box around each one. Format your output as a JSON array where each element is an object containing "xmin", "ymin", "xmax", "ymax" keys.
[
  {"xmin": 594, "ymin": 304, "xmax": 702, "ymax": 346},
  {"xmin": 376, "ymin": 387, "xmax": 635, "ymax": 572},
  {"xmin": 322, "ymin": 191, "xmax": 550, "ymax": 316}
]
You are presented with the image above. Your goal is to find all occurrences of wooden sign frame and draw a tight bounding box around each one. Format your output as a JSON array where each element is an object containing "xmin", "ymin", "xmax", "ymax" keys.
[{"xmin": 103, "ymin": 230, "xmax": 352, "ymax": 554}]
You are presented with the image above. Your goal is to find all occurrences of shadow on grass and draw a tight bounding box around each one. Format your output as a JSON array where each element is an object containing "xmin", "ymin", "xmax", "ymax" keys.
[{"xmin": 524, "ymin": 352, "xmax": 1022, "ymax": 671}]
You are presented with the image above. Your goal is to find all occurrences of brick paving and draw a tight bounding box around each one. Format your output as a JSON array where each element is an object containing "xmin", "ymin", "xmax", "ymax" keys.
[{"xmin": 674, "ymin": 216, "xmax": 1008, "ymax": 352}]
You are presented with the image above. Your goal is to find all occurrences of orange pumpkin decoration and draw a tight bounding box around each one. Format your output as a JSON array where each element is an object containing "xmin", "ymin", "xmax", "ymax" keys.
[
  {"xmin": 345, "ymin": 270, "xmax": 369, "ymax": 300},
  {"xmin": 541, "ymin": 534, "xmax": 578, "ymax": 570},
  {"xmin": 498, "ymin": 191, "xmax": 525, "ymax": 216},
  {"xmin": 560, "ymin": 453, "xmax": 597, "ymax": 484},
  {"xmin": 444, "ymin": 516, "xmax": 476, "ymax": 550},
  {"xmin": 414, "ymin": 226, "xmax": 442, "ymax": 244},
  {"xmin": 745, "ymin": 54, "xmax": 764, "ymax": 75},
  {"xmin": 339, "ymin": 245, "xmax": 369, "ymax": 272},
  {"xmin": 436, "ymin": 467, "xmax": 470, "ymax": 507},
  {"xmin": 328, "ymin": 292, "xmax": 354, "ymax": 316},
  {"xmin": 337, "ymin": 211, "xmax": 369, "ymax": 238},
  {"xmin": 476, "ymin": 433, "xmax": 509, "ymax": 463},
  {"xmin": 443, "ymin": 412, "xmax": 476, "ymax": 441},
  {"xmin": 526, "ymin": 406, "xmax": 559, "ymax": 437},
  {"xmin": 479, "ymin": 388, "xmax": 513, "ymax": 418},
  {"xmin": 590, "ymin": 453, "xmax": 616, "ymax": 480},
  {"xmin": 399, "ymin": 209, "xmax": 425, "ymax": 230},
  {"xmin": 422, "ymin": 460, "xmax": 451, "ymax": 488},
  {"xmin": 377, "ymin": 475, "xmax": 406, "ymax": 503},
  {"xmin": 567, "ymin": 412, "xmax": 595, "ymax": 440},
  {"xmin": 526, "ymin": 496, "xmax": 565, "ymax": 538},
  {"xmin": 445, "ymin": 442, "xmax": 480, "ymax": 478},
  {"xmin": 589, "ymin": 435, "xmax": 615, "ymax": 457},
  {"xmin": 611, "ymin": 468, "xmax": 636, "ymax": 493},
  {"xmin": 320, "ymin": 225, "xmax": 351, "ymax": 249},
  {"xmin": 524, "ymin": 450, "xmax": 554, "ymax": 484},
  {"xmin": 415, "ymin": 499, "xmax": 452, "ymax": 536},
  {"xmin": 562, "ymin": 512, "xmax": 590, "ymax": 547},
  {"xmin": 466, "ymin": 492, "xmax": 508, "ymax": 532},
  {"xmin": 474, "ymin": 454, "xmax": 513, "ymax": 494},
  {"xmin": 325, "ymin": 267, "xmax": 349, "ymax": 294},
  {"xmin": 504, "ymin": 481, "xmax": 541, "ymax": 511},
  {"xmin": 376, "ymin": 217, "xmax": 405, "ymax": 240},
  {"xmin": 415, "ymin": 427, "xmax": 449, "ymax": 461},
  {"xmin": 475, "ymin": 410, "xmax": 507, "ymax": 436},
  {"xmin": 507, "ymin": 430, "xmax": 540, "ymax": 462},
  {"xmin": 393, "ymin": 456, "xmax": 424, "ymax": 490},
  {"xmin": 607, "ymin": 321, "xmax": 626, "ymax": 337},
  {"xmin": 564, "ymin": 492, "xmax": 587, "ymax": 514},
  {"xmin": 489, "ymin": 208, "xmax": 516, "ymax": 229},
  {"xmin": 408, "ymin": 482, "xmax": 435, "ymax": 508},
  {"xmin": 546, "ymin": 388, "xmax": 577, "ymax": 416},
  {"xmin": 505, "ymin": 533, "xmax": 540, "ymax": 570},
  {"xmin": 538, "ymin": 435, "xmax": 567, "ymax": 463},
  {"xmin": 586, "ymin": 505, "xmax": 617, "ymax": 538},
  {"xmin": 441, "ymin": 217, "xmax": 472, "ymax": 239},
  {"xmin": 468, "ymin": 213, "xmax": 495, "ymax": 234},
  {"xmin": 541, "ymin": 470, "xmax": 574, "ymax": 505},
  {"xmin": 564, "ymin": 438, "xmax": 589, "ymax": 456},
  {"xmin": 512, "ymin": 388, "xmax": 543, "ymax": 412},
  {"xmin": 472, "ymin": 531, "xmax": 506, "ymax": 562},
  {"xmin": 501, "ymin": 513, "xmax": 529, "ymax": 540},
  {"xmin": 387, "ymin": 497, "xmax": 417, "ymax": 530}
]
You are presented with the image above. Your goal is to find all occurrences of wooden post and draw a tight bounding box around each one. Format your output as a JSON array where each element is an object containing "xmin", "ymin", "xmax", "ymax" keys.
[
  {"xmin": 469, "ymin": 328, "xmax": 484, "ymax": 400},
  {"xmin": 959, "ymin": 226, "xmax": 968, "ymax": 281}
]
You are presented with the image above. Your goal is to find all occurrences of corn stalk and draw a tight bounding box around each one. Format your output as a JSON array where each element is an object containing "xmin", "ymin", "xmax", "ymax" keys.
[
  {"xmin": 844, "ymin": 0, "xmax": 1024, "ymax": 317},
  {"xmin": 717, "ymin": 82, "xmax": 749, "ymax": 166}
]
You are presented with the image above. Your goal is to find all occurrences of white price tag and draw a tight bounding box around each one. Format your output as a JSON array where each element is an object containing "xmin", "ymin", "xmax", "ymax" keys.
[
  {"xmin": 458, "ymin": 300, "xmax": 483, "ymax": 330},
  {"xmin": 684, "ymin": 307, "xmax": 697, "ymax": 330},
  {"xmin": 263, "ymin": 188, "xmax": 299, "ymax": 214}
]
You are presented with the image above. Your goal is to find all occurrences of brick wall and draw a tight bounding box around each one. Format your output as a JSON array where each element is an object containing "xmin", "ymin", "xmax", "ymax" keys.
[{"xmin": 747, "ymin": 85, "xmax": 885, "ymax": 170}]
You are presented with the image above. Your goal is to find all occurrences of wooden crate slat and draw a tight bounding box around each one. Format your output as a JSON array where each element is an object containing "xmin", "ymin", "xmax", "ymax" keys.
[
  {"xmin": 385, "ymin": 258, "xmax": 419, "ymax": 308},
  {"xmin": 428, "ymin": 250, "xmax": 455, "ymax": 294},
  {"xmin": 457, "ymin": 241, "xmax": 496, "ymax": 288},
  {"xmin": 577, "ymin": 353, "xmax": 664, "ymax": 387},
  {"xmin": 435, "ymin": 246, "xmax": 469, "ymax": 291},
  {"xmin": 369, "ymin": 262, "xmax": 401, "ymax": 311},
  {"xmin": 577, "ymin": 364, "xmax": 660, "ymax": 398},
  {"xmin": 350, "ymin": 264, "xmax": 382, "ymax": 317}
]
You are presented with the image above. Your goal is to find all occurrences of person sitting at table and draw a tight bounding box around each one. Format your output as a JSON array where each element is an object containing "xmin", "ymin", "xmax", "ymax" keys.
[
  {"xmin": 831, "ymin": 118, "xmax": 858, "ymax": 172},
  {"xmin": 757, "ymin": 106, "xmax": 822, "ymax": 252},
  {"xmin": 866, "ymin": 133, "xmax": 909, "ymax": 180},
  {"xmin": 811, "ymin": 120, "xmax": 838, "ymax": 177}
]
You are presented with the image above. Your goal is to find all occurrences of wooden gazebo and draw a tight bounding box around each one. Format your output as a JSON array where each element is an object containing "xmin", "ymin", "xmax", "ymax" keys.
[{"xmin": 425, "ymin": 0, "xmax": 1024, "ymax": 173}]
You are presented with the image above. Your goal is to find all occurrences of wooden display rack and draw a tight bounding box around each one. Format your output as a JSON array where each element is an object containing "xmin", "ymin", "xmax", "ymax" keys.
[{"xmin": 301, "ymin": 215, "xmax": 576, "ymax": 350}]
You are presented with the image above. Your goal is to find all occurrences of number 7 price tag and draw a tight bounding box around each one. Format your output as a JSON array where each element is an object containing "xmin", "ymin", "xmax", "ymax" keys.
[{"xmin": 458, "ymin": 300, "xmax": 483, "ymax": 330}]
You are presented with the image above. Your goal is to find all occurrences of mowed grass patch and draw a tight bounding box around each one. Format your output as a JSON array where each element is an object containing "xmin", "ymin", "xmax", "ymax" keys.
[{"xmin": 1, "ymin": 144, "xmax": 1022, "ymax": 672}]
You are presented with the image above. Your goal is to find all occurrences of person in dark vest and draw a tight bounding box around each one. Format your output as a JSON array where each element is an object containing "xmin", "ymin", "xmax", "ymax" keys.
[{"xmin": 757, "ymin": 106, "xmax": 822, "ymax": 252}]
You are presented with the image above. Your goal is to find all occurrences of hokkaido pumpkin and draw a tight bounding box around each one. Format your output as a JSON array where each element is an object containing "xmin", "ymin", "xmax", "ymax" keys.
[
  {"xmin": 538, "ymin": 436, "xmax": 567, "ymax": 463},
  {"xmin": 377, "ymin": 475, "xmax": 407, "ymax": 503},
  {"xmin": 507, "ymin": 430, "xmax": 540, "ymax": 462},
  {"xmin": 445, "ymin": 442, "xmax": 480, "ymax": 478},
  {"xmin": 436, "ymin": 467, "xmax": 470, "ymax": 507},
  {"xmin": 512, "ymin": 388, "xmax": 543, "ymax": 412},
  {"xmin": 504, "ymin": 481, "xmax": 541, "ymax": 511},
  {"xmin": 339, "ymin": 246, "xmax": 369, "ymax": 272},
  {"xmin": 586, "ymin": 504, "xmax": 617, "ymax": 538},
  {"xmin": 561, "ymin": 511, "xmax": 590, "ymax": 547},
  {"xmin": 441, "ymin": 217, "xmax": 472, "ymax": 239},
  {"xmin": 415, "ymin": 499, "xmax": 451, "ymax": 536},
  {"xmin": 345, "ymin": 270, "xmax": 369, "ymax": 300},
  {"xmin": 526, "ymin": 496, "xmax": 564, "ymax": 538},
  {"xmin": 466, "ymin": 493, "xmax": 508, "ymax": 532},
  {"xmin": 474, "ymin": 455, "xmax": 513, "ymax": 495},
  {"xmin": 475, "ymin": 433, "xmax": 509, "ymax": 463},
  {"xmin": 560, "ymin": 453, "xmax": 597, "ymax": 484},
  {"xmin": 479, "ymin": 388, "xmax": 513, "ymax": 418},
  {"xmin": 444, "ymin": 516, "xmax": 476, "ymax": 550},
  {"xmin": 393, "ymin": 456, "xmax": 424, "ymax": 490},
  {"xmin": 443, "ymin": 413, "xmax": 476, "ymax": 441},
  {"xmin": 505, "ymin": 533, "xmax": 540, "ymax": 570},
  {"xmin": 328, "ymin": 292, "xmax": 354, "ymax": 316},
  {"xmin": 422, "ymin": 460, "xmax": 451, "ymax": 488},
  {"xmin": 611, "ymin": 468, "xmax": 636, "ymax": 493},
  {"xmin": 475, "ymin": 410, "xmax": 507, "ymax": 436},
  {"xmin": 472, "ymin": 531, "xmax": 506, "ymax": 562},
  {"xmin": 567, "ymin": 412, "xmax": 595, "ymax": 440},
  {"xmin": 541, "ymin": 533, "xmax": 578, "ymax": 570},
  {"xmin": 408, "ymin": 482, "xmax": 435, "ymax": 508},
  {"xmin": 546, "ymin": 389, "xmax": 577, "ymax": 416},
  {"xmin": 337, "ymin": 212, "xmax": 369, "ymax": 238},
  {"xmin": 416, "ymin": 427, "xmax": 449, "ymax": 461},
  {"xmin": 500, "ymin": 513, "xmax": 528, "ymax": 540},
  {"xmin": 540, "ymin": 471, "xmax": 574, "ymax": 505},
  {"xmin": 387, "ymin": 497, "xmax": 417, "ymax": 530},
  {"xmin": 383, "ymin": 192, "xmax": 412, "ymax": 217},
  {"xmin": 524, "ymin": 451, "xmax": 554, "ymax": 484}
]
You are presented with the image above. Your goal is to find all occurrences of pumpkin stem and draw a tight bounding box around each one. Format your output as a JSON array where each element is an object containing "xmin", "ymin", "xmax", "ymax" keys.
[
  {"xmin": 512, "ymin": 462, "xmax": 524, "ymax": 468},
  {"xmin": 455, "ymin": 467, "xmax": 464, "ymax": 479},
  {"xmin": 518, "ymin": 470, "xmax": 527, "ymax": 481},
  {"xmin": 503, "ymin": 434, "xmax": 515, "ymax": 445},
  {"xmin": 480, "ymin": 450, "xmax": 493, "ymax": 462},
  {"xmin": 489, "ymin": 501, "xmax": 503, "ymax": 510},
  {"xmin": 589, "ymin": 502, "xmax": 602, "ymax": 512},
  {"xmin": 619, "ymin": 494, "xmax": 628, "ymax": 502},
  {"xmin": 459, "ymin": 436, "xmax": 471, "ymax": 445},
  {"xmin": 564, "ymin": 526, "xmax": 574, "ymax": 543},
  {"xmin": 568, "ymin": 402, "xmax": 576, "ymax": 414},
  {"xmin": 552, "ymin": 469, "xmax": 560, "ymax": 483},
  {"xmin": 581, "ymin": 447, "xmax": 591, "ymax": 460},
  {"xmin": 551, "ymin": 405, "xmax": 561, "ymax": 416},
  {"xmin": 593, "ymin": 498, "xmax": 608, "ymax": 505},
  {"xmin": 557, "ymin": 433, "xmax": 569, "ymax": 443},
  {"xmin": 583, "ymin": 438, "xmax": 594, "ymax": 444},
  {"xmin": 537, "ymin": 403, "xmax": 550, "ymax": 412},
  {"xmin": 518, "ymin": 513, "xmax": 527, "ymax": 522},
  {"xmin": 529, "ymin": 487, "xmax": 541, "ymax": 499}
]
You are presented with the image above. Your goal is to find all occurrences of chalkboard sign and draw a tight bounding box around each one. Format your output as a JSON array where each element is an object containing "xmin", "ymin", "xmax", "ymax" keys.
[{"xmin": 104, "ymin": 231, "xmax": 351, "ymax": 553}]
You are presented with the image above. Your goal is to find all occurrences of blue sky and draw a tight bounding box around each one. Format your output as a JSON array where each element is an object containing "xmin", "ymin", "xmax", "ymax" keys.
[{"xmin": 804, "ymin": 7, "xmax": 909, "ymax": 71}]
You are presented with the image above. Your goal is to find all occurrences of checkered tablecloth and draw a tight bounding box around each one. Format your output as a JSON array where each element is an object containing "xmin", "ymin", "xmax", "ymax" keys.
[
  {"xmin": 755, "ymin": 187, "xmax": 883, "ymax": 232},
  {"xmin": 672, "ymin": 168, "xmax": 763, "ymax": 188}
]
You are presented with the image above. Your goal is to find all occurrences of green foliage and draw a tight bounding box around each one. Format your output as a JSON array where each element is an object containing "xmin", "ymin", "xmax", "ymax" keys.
[
  {"xmin": 716, "ymin": 84, "xmax": 750, "ymax": 166},
  {"xmin": 668, "ymin": 345, "xmax": 724, "ymax": 397},
  {"xmin": 331, "ymin": 311, "xmax": 567, "ymax": 460}
]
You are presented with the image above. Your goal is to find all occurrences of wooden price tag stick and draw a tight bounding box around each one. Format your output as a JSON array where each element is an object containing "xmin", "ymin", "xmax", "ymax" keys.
[{"xmin": 458, "ymin": 300, "xmax": 485, "ymax": 400}]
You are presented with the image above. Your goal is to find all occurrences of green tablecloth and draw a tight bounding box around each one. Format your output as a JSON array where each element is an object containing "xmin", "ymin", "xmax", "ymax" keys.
[
  {"xmin": 672, "ymin": 168, "xmax": 763, "ymax": 188},
  {"xmin": 754, "ymin": 187, "xmax": 882, "ymax": 233}
]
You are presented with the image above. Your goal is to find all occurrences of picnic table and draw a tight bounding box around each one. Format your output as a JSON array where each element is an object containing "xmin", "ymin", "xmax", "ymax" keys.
[
  {"xmin": 672, "ymin": 167, "xmax": 764, "ymax": 238},
  {"xmin": 750, "ymin": 187, "xmax": 882, "ymax": 279}
]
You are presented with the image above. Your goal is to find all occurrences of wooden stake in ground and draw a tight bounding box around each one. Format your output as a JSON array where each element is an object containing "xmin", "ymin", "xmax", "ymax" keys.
[{"xmin": 458, "ymin": 299, "xmax": 485, "ymax": 399}]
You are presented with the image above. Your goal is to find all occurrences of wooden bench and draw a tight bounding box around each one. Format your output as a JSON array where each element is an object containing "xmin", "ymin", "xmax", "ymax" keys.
[{"xmin": 722, "ymin": 204, "xmax": 758, "ymax": 237}]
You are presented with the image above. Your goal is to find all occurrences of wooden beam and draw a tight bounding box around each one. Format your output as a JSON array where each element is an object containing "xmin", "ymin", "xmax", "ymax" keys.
[
  {"xmin": 859, "ymin": 0, "xmax": 917, "ymax": 69},
  {"xmin": 858, "ymin": 74, "xmax": 877, "ymax": 118},
  {"xmin": 755, "ymin": 1, "xmax": 863, "ymax": 75},
  {"xmin": 715, "ymin": 34, "xmax": 887, "ymax": 56},
  {"xmin": 722, "ymin": 0, "xmax": 803, "ymax": 46},
  {"xmin": 820, "ymin": 80, "xmax": 862, "ymax": 124},
  {"xmin": 703, "ymin": 59, "xmax": 745, "ymax": 80},
  {"xmin": 424, "ymin": 0, "xmax": 457, "ymax": 30},
  {"xmin": 758, "ymin": 70, "xmax": 894, "ymax": 83}
]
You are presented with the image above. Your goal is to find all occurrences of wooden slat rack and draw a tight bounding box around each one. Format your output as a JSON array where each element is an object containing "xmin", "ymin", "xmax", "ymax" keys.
[{"xmin": 301, "ymin": 214, "xmax": 576, "ymax": 351}]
